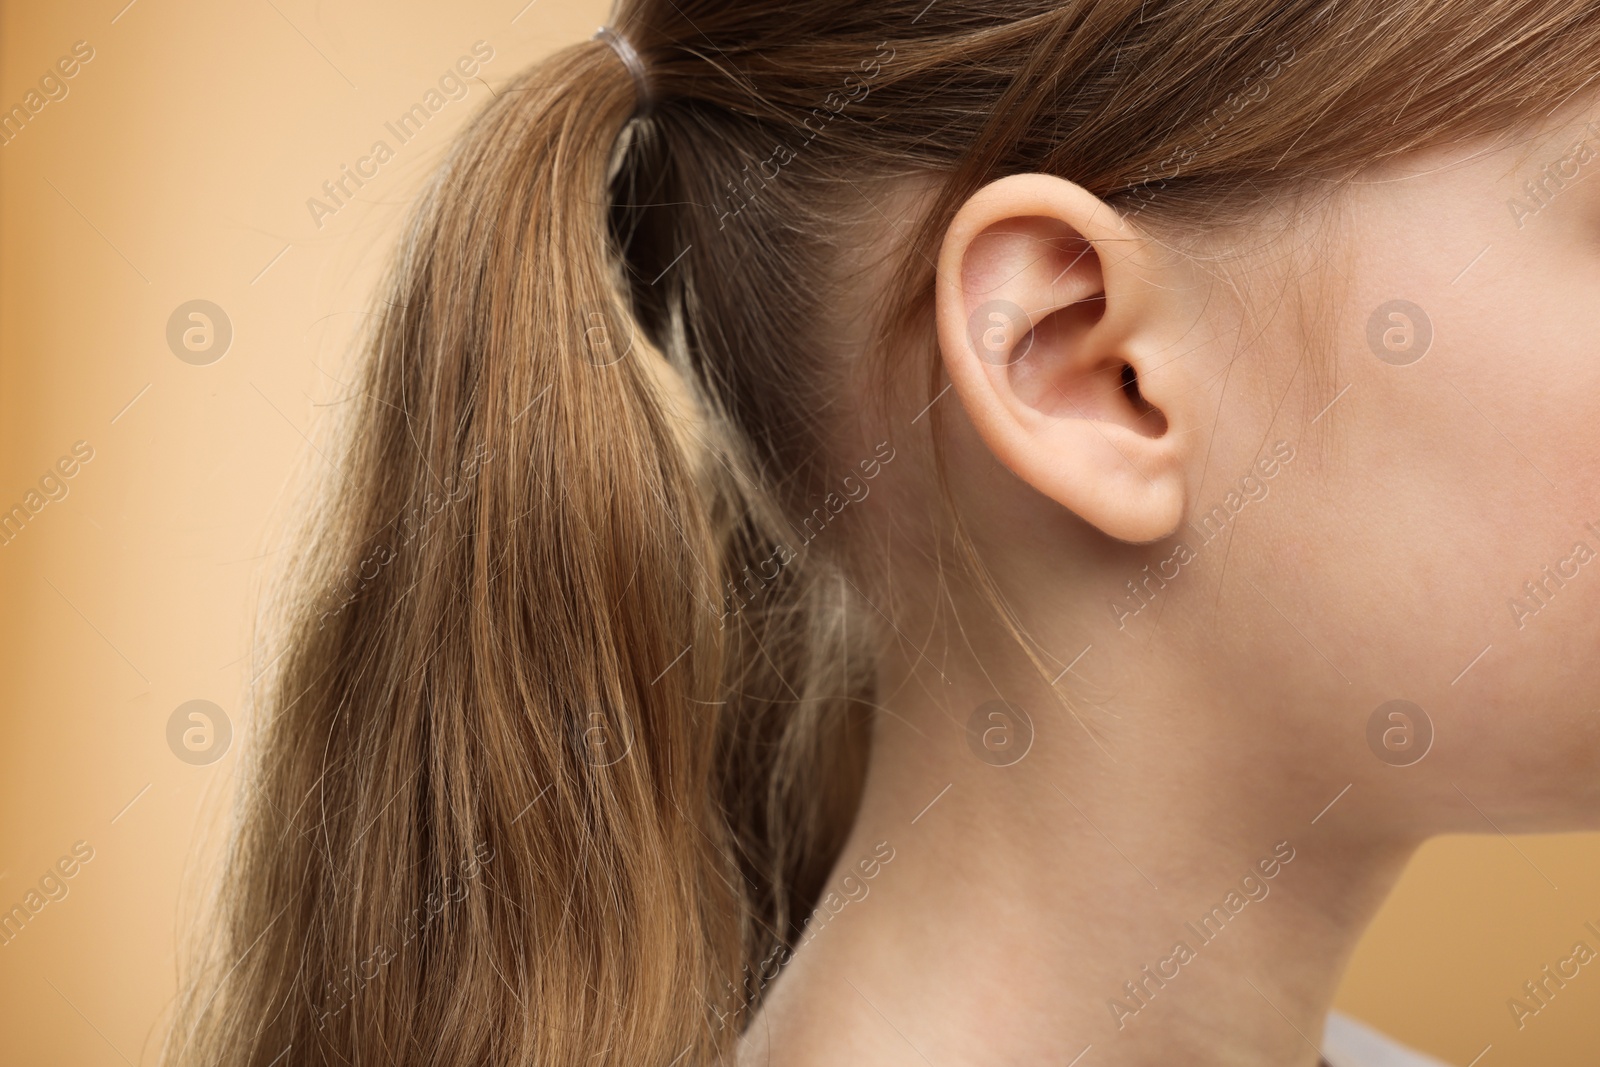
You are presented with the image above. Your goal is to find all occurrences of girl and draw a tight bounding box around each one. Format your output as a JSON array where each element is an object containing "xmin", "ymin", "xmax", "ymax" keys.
[{"xmin": 171, "ymin": 1, "xmax": 1600, "ymax": 1064}]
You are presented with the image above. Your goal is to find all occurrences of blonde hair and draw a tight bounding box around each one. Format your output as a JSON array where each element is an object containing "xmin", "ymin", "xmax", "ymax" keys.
[{"xmin": 169, "ymin": 2, "xmax": 1600, "ymax": 1064}]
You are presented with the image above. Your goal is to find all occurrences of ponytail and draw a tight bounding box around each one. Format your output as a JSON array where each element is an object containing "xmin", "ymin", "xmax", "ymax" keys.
[{"xmin": 170, "ymin": 37, "xmax": 869, "ymax": 1067}]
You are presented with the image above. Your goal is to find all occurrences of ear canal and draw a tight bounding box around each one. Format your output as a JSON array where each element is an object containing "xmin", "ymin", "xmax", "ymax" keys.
[{"xmin": 1119, "ymin": 363, "xmax": 1167, "ymax": 435}]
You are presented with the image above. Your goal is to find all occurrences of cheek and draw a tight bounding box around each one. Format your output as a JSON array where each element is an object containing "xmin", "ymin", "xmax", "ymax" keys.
[{"xmin": 1314, "ymin": 152, "xmax": 1600, "ymax": 820}]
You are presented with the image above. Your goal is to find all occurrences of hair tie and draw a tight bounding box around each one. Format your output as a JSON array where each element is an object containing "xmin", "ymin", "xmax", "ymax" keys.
[{"xmin": 594, "ymin": 26, "xmax": 652, "ymax": 116}]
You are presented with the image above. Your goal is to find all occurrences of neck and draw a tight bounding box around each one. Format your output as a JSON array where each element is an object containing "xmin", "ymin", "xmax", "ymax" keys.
[{"xmin": 741, "ymin": 650, "xmax": 1419, "ymax": 1067}]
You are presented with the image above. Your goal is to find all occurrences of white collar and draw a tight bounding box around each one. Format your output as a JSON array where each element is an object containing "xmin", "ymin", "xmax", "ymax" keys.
[{"xmin": 1322, "ymin": 1012, "xmax": 1457, "ymax": 1067}]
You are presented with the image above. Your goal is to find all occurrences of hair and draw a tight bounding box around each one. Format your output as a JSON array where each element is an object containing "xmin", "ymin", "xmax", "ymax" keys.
[{"xmin": 168, "ymin": 1, "xmax": 1600, "ymax": 1064}]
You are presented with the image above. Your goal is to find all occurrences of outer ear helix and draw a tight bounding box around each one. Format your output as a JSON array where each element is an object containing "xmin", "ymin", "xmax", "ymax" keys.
[{"xmin": 932, "ymin": 174, "xmax": 1192, "ymax": 545}]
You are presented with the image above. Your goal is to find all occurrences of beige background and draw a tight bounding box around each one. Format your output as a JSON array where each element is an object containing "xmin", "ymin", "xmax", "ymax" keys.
[{"xmin": 1, "ymin": 1, "xmax": 1597, "ymax": 1063}]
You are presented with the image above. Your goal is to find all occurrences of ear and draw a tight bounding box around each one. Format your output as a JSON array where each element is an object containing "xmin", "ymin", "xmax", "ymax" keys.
[{"xmin": 935, "ymin": 173, "xmax": 1201, "ymax": 544}]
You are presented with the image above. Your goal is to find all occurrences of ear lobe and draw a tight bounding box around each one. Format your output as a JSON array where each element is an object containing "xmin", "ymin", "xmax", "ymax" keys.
[{"xmin": 935, "ymin": 173, "xmax": 1191, "ymax": 544}]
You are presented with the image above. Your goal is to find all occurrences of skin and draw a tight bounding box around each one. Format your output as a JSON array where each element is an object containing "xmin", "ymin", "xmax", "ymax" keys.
[{"xmin": 738, "ymin": 98, "xmax": 1600, "ymax": 1066}]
